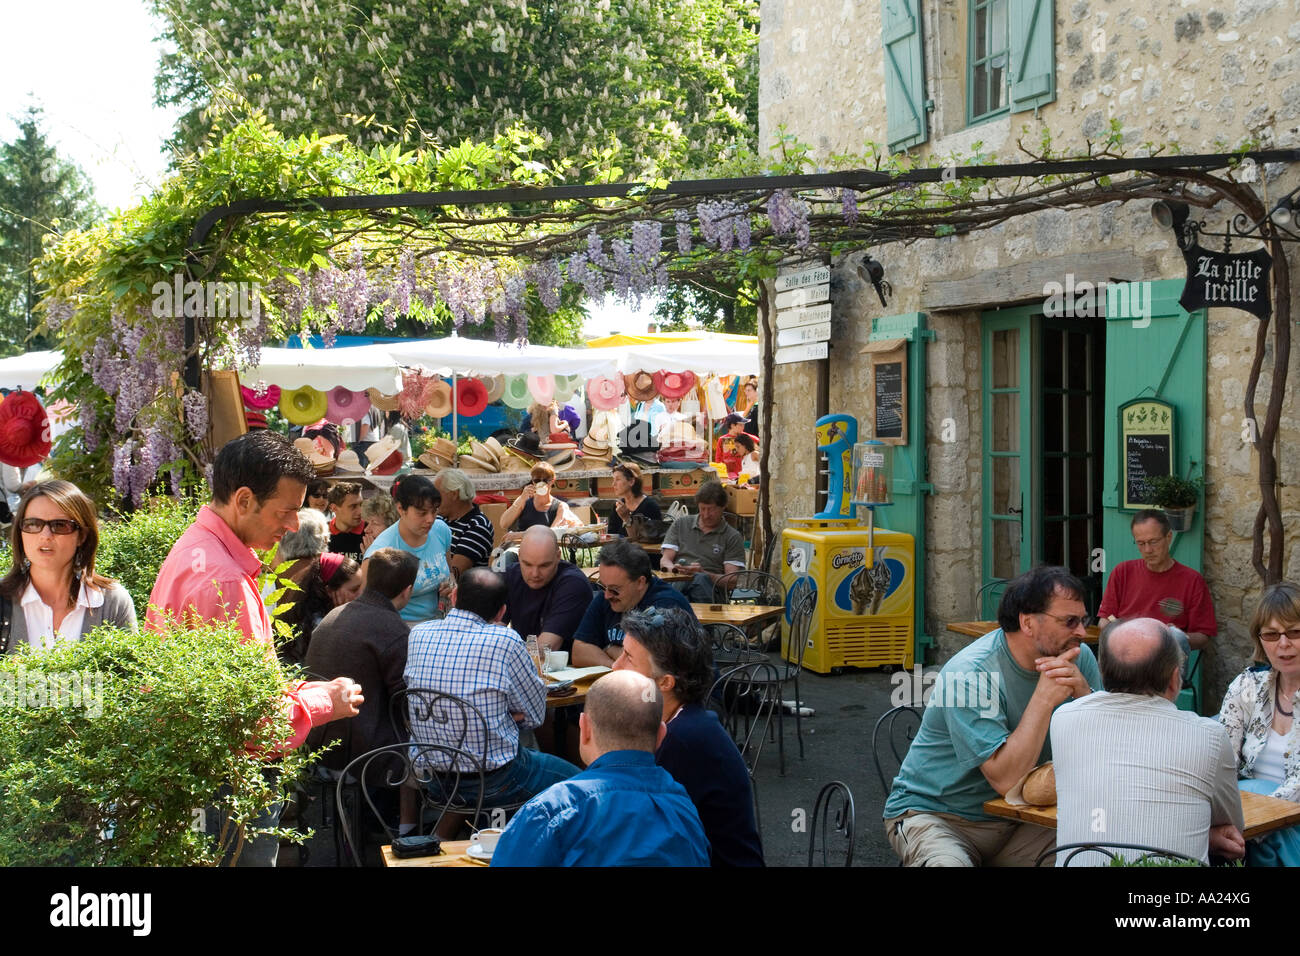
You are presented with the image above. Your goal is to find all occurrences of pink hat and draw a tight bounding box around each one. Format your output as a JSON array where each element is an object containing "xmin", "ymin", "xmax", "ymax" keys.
[
  {"xmin": 241, "ymin": 383, "xmax": 282, "ymax": 410},
  {"xmin": 587, "ymin": 375, "xmax": 625, "ymax": 411},
  {"xmin": 527, "ymin": 375, "xmax": 555, "ymax": 404},
  {"xmin": 326, "ymin": 386, "xmax": 371, "ymax": 424},
  {"xmin": 653, "ymin": 370, "xmax": 697, "ymax": 400}
]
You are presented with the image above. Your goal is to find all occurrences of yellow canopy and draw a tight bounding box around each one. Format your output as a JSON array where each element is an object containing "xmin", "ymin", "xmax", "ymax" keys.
[{"xmin": 585, "ymin": 331, "xmax": 759, "ymax": 348}]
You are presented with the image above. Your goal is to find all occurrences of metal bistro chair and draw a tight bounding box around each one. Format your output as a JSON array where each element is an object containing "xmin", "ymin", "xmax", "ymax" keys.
[
  {"xmin": 1036, "ymin": 842, "xmax": 1204, "ymax": 867},
  {"xmin": 769, "ymin": 588, "xmax": 816, "ymax": 765},
  {"xmin": 705, "ymin": 622, "xmax": 767, "ymax": 667},
  {"xmin": 560, "ymin": 531, "xmax": 601, "ymax": 568},
  {"xmin": 708, "ymin": 659, "xmax": 782, "ymax": 826},
  {"xmin": 335, "ymin": 741, "xmax": 486, "ymax": 867},
  {"xmin": 807, "ymin": 781, "xmax": 857, "ymax": 867},
  {"xmin": 390, "ymin": 688, "xmax": 530, "ymax": 824},
  {"xmin": 871, "ymin": 704, "xmax": 923, "ymax": 795},
  {"xmin": 713, "ymin": 569, "xmax": 785, "ymax": 650}
]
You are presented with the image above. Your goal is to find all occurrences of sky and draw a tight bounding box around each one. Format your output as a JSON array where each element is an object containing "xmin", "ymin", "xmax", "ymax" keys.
[{"xmin": 0, "ymin": 0, "xmax": 659, "ymax": 335}]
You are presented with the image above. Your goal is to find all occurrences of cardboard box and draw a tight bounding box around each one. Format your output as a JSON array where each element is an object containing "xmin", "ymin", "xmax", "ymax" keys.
[
  {"xmin": 549, "ymin": 477, "xmax": 590, "ymax": 500},
  {"xmin": 725, "ymin": 483, "xmax": 758, "ymax": 516},
  {"xmin": 656, "ymin": 469, "xmax": 713, "ymax": 498}
]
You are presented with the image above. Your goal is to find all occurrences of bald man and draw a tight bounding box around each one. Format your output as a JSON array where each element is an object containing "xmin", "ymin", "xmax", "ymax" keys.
[
  {"xmin": 503, "ymin": 525, "xmax": 594, "ymax": 654},
  {"xmin": 492, "ymin": 671, "xmax": 709, "ymax": 867},
  {"xmin": 1049, "ymin": 618, "xmax": 1244, "ymax": 865}
]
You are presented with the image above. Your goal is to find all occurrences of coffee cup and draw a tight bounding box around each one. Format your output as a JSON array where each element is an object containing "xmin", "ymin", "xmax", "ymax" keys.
[
  {"xmin": 545, "ymin": 650, "xmax": 569, "ymax": 672},
  {"xmin": 472, "ymin": 827, "xmax": 504, "ymax": 853}
]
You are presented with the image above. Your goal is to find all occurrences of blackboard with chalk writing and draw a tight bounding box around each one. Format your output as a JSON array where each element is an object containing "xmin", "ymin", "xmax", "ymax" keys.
[
  {"xmin": 1120, "ymin": 398, "xmax": 1175, "ymax": 510},
  {"xmin": 873, "ymin": 359, "xmax": 905, "ymax": 442}
]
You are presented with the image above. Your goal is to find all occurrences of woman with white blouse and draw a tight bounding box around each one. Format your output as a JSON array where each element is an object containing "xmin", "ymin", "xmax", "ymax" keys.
[
  {"xmin": 1218, "ymin": 582, "xmax": 1300, "ymax": 865},
  {"xmin": 0, "ymin": 480, "xmax": 136, "ymax": 653}
]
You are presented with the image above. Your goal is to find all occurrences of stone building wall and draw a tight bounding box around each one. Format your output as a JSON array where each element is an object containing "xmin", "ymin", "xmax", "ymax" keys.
[{"xmin": 759, "ymin": 0, "xmax": 1300, "ymax": 705}]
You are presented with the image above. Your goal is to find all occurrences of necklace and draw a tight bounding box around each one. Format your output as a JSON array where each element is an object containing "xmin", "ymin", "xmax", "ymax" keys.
[{"xmin": 1276, "ymin": 681, "xmax": 1294, "ymax": 718}]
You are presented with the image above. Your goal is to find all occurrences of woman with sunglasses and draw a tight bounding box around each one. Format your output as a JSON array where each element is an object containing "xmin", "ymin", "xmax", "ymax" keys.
[
  {"xmin": 612, "ymin": 606, "xmax": 764, "ymax": 867},
  {"xmin": 0, "ymin": 480, "xmax": 137, "ymax": 653},
  {"xmin": 1217, "ymin": 582, "xmax": 1300, "ymax": 865}
]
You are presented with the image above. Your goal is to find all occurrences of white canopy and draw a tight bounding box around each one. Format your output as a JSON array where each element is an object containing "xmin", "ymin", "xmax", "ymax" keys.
[
  {"xmin": 611, "ymin": 336, "xmax": 760, "ymax": 377},
  {"xmin": 0, "ymin": 350, "xmax": 62, "ymax": 390},
  {"xmin": 383, "ymin": 336, "xmax": 621, "ymax": 379},
  {"xmin": 239, "ymin": 344, "xmax": 403, "ymax": 393}
]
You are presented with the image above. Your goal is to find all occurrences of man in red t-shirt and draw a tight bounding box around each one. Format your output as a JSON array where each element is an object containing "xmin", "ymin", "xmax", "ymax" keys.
[{"xmin": 1098, "ymin": 510, "xmax": 1216, "ymax": 650}]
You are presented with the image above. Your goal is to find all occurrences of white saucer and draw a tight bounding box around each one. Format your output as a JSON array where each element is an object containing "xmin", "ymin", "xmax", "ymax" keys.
[{"xmin": 466, "ymin": 842, "xmax": 495, "ymax": 861}]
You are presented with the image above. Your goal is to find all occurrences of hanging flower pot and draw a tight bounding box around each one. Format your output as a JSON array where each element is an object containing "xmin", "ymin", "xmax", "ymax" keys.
[{"xmin": 1145, "ymin": 474, "xmax": 1201, "ymax": 532}]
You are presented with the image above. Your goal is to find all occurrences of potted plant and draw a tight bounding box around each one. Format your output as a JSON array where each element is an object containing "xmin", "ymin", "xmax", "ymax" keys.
[{"xmin": 1145, "ymin": 474, "xmax": 1202, "ymax": 532}]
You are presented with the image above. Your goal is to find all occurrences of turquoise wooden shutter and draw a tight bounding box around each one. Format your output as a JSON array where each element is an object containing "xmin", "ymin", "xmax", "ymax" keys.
[
  {"xmin": 1008, "ymin": 0, "xmax": 1055, "ymax": 112},
  {"xmin": 882, "ymin": 0, "xmax": 928, "ymax": 151}
]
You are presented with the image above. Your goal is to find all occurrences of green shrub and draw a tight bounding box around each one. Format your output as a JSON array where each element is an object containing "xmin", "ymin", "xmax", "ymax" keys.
[{"xmin": 0, "ymin": 618, "xmax": 313, "ymax": 866}]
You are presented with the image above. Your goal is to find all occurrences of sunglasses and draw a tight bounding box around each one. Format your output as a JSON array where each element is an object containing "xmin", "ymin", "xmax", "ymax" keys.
[
  {"xmin": 597, "ymin": 583, "xmax": 625, "ymax": 599},
  {"xmin": 1259, "ymin": 627, "xmax": 1300, "ymax": 643},
  {"xmin": 20, "ymin": 517, "xmax": 81, "ymax": 535},
  {"xmin": 1038, "ymin": 611, "xmax": 1087, "ymax": 630}
]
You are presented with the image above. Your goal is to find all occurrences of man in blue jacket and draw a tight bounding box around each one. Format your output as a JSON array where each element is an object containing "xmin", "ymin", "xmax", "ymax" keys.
[{"xmin": 492, "ymin": 671, "xmax": 709, "ymax": 867}]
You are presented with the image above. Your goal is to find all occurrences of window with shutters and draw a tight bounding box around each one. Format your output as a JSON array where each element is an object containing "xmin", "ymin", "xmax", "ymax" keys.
[{"xmin": 968, "ymin": 0, "xmax": 1010, "ymax": 122}]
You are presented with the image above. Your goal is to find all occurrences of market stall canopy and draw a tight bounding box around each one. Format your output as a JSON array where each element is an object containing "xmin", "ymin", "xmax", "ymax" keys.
[
  {"xmin": 0, "ymin": 350, "xmax": 62, "ymax": 390},
  {"xmin": 383, "ymin": 335, "xmax": 620, "ymax": 379},
  {"xmin": 237, "ymin": 344, "xmax": 403, "ymax": 393},
  {"xmin": 608, "ymin": 334, "xmax": 759, "ymax": 377},
  {"xmin": 586, "ymin": 331, "xmax": 759, "ymax": 348}
]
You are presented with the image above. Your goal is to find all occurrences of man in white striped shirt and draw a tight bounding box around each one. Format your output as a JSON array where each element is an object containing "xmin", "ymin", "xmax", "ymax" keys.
[{"xmin": 1050, "ymin": 618, "xmax": 1245, "ymax": 865}]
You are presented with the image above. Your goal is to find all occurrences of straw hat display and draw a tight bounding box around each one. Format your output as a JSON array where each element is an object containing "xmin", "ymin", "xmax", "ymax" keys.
[
  {"xmin": 366, "ymin": 388, "xmax": 400, "ymax": 413},
  {"xmin": 580, "ymin": 433, "xmax": 612, "ymax": 464},
  {"xmin": 293, "ymin": 436, "xmax": 335, "ymax": 474},
  {"xmin": 365, "ymin": 431, "xmax": 405, "ymax": 475},
  {"xmin": 455, "ymin": 378, "xmax": 490, "ymax": 417},
  {"xmin": 327, "ymin": 386, "xmax": 370, "ymax": 424},
  {"xmin": 335, "ymin": 449, "xmax": 365, "ymax": 473},
  {"xmin": 484, "ymin": 435, "xmax": 506, "ymax": 463},
  {"xmin": 280, "ymin": 386, "xmax": 329, "ymax": 426},
  {"xmin": 482, "ymin": 374, "xmax": 506, "ymax": 403},
  {"xmin": 653, "ymin": 370, "xmax": 697, "ymax": 400},
  {"xmin": 417, "ymin": 436, "xmax": 457, "ymax": 471},
  {"xmin": 464, "ymin": 440, "xmax": 500, "ymax": 472},
  {"xmin": 624, "ymin": 370, "xmax": 657, "ymax": 403},
  {"xmin": 501, "ymin": 374, "xmax": 533, "ymax": 409},
  {"xmin": 422, "ymin": 379, "xmax": 453, "ymax": 419},
  {"xmin": 543, "ymin": 446, "xmax": 576, "ymax": 471}
]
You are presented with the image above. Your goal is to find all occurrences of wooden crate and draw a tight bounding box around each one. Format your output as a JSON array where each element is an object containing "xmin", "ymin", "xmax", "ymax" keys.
[
  {"xmin": 656, "ymin": 469, "xmax": 713, "ymax": 498},
  {"xmin": 549, "ymin": 477, "xmax": 590, "ymax": 499}
]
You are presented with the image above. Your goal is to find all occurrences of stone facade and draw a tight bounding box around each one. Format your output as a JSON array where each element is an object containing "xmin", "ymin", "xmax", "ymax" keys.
[{"xmin": 760, "ymin": 0, "xmax": 1300, "ymax": 706}]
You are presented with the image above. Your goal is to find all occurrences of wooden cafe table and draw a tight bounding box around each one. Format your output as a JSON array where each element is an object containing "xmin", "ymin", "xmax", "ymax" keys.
[
  {"xmin": 983, "ymin": 789, "xmax": 1300, "ymax": 840},
  {"xmin": 692, "ymin": 603, "xmax": 786, "ymax": 628},
  {"xmin": 382, "ymin": 840, "xmax": 485, "ymax": 868}
]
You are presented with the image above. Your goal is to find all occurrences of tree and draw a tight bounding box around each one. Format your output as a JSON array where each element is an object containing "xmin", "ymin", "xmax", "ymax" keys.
[
  {"xmin": 653, "ymin": 279, "xmax": 758, "ymax": 335},
  {"xmin": 0, "ymin": 106, "xmax": 100, "ymax": 355},
  {"xmin": 151, "ymin": 0, "xmax": 758, "ymax": 179}
]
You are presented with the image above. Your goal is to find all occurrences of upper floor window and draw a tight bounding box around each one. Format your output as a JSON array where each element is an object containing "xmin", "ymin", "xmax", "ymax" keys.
[{"xmin": 969, "ymin": 0, "xmax": 1010, "ymax": 122}]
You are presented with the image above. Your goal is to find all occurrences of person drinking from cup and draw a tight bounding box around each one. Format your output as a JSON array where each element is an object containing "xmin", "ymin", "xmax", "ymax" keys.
[{"xmin": 501, "ymin": 462, "xmax": 581, "ymax": 533}]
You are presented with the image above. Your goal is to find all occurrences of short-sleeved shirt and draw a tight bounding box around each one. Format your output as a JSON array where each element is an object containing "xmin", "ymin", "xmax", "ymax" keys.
[
  {"xmin": 364, "ymin": 519, "xmax": 452, "ymax": 623},
  {"xmin": 662, "ymin": 514, "xmax": 746, "ymax": 573},
  {"xmin": 883, "ymin": 627, "xmax": 1103, "ymax": 821},
  {"xmin": 572, "ymin": 577, "xmax": 695, "ymax": 651},
  {"xmin": 606, "ymin": 495, "xmax": 662, "ymax": 538},
  {"xmin": 504, "ymin": 560, "xmax": 594, "ymax": 653},
  {"xmin": 1097, "ymin": 559, "xmax": 1217, "ymax": 637},
  {"xmin": 445, "ymin": 504, "xmax": 495, "ymax": 569},
  {"xmin": 513, "ymin": 498, "xmax": 561, "ymax": 532}
]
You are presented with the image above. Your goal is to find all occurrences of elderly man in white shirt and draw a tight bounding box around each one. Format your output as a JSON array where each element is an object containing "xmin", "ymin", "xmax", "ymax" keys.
[{"xmin": 1049, "ymin": 617, "xmax": 1244, "ymax": 865}]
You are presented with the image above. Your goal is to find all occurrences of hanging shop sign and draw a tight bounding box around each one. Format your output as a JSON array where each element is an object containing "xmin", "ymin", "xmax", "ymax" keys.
[
  {"xmin": 1178, "ymin": 244, "xmax": 1272, "ymax": 318},
  {"xmin": 1119, "ymin": 397, "xmax": 1175, "ymax": 510}
]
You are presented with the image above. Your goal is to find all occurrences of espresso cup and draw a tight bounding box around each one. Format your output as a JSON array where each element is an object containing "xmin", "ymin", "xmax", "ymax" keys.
[
  {"xmin": 472, "ymin": 827, "xmax": 504, "ymax": 853},
  {"xmin": 545, "ymin": 650, "xmax": 569, "ymax": 672}
]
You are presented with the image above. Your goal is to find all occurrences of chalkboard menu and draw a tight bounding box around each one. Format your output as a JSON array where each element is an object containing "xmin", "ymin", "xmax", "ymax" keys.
[
  {"xmin": 1120, "ymin": 398, "xmax": 1175, "ymax": 510},
  {"xmin": 865, "ymin": 340, "xmax": 908, "ymax": 445}
]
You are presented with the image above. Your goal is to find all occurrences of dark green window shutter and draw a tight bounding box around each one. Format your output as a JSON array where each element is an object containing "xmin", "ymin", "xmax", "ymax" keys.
[
  {"xmin": 882, "ymin": 0, "xmax": 927, "ymax": 151},
  {"xmin": 1009, "ymin": 0, "xmax": 1055, "ymax": 111}
]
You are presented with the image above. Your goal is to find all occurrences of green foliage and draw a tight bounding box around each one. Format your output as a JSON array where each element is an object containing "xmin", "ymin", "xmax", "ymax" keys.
[
  {"xmin": 0, "ymin": 619, "xmax": 312, "ymax": 865},
  {"xmin": 151, "ymin": 0, "xmax": 759, "ymax": 180},
  {"xmin": 652, "ymin": 280, "xmax": 758, "ymax": 335},
  {"xmin": 1145, "ymin": 474, "xmax": 1202, "ymax": 509},
  {"xmin": 0, "ymin": 105, "xmax": 101, "ymax": 356}
]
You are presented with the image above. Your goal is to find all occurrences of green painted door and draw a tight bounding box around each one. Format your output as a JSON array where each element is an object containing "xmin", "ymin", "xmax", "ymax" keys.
[
  {"xmin": 980, "ymin": 306, "xmax": 1037, "ymax": 617},
  {"xmin": 1102, "ymin": 279, "xmax": 1207, "ymax": 710},
  {"xmin": 868, "ymin": 312, "xmax": 934, "ymax": 659}
]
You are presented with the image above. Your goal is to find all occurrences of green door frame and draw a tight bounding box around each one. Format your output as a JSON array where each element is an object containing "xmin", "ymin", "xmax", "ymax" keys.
[{"xmin": 980, "ymin": 305, "xmax": 1038, "ymax": 617}]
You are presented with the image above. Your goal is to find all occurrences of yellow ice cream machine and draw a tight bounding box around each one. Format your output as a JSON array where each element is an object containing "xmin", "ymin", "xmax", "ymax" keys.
[{"xmin": 780, "ymin": 519, "xmax": 915, "ymax": 673}]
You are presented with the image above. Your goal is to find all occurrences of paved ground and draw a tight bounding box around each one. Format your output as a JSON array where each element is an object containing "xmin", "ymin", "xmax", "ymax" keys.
[{"xmin": 288, "ymin": 664, "xmax": 912, "ymax": 867}]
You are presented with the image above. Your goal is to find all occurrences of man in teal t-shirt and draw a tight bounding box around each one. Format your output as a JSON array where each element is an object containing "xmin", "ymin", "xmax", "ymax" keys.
[{"xmin": 883, "ymin": 566, "xmax": 1103, "ymax": 866}]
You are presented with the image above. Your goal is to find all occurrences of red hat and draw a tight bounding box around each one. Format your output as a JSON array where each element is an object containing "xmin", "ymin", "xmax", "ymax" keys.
[
  {"xmin": 653, "ymin": 370, "xmax": 697, "ymax": 400},
  {"xmin": 0, "ymin": 391, "xmax": 51, "ymax": 467},
  {"xmin": 319, "ymin": 551, "xmax": 346, "ymax": 584},
  {"xmin": 455, "ymin": 377, "xmax": 489, "ymax": 417},
  {"xmin": 240, "ymin": 383, "xmax": 282, "ymax": 410},
  {"xmin": 244, "ymin": 410, "xmax": 268, "ymax": 430}
]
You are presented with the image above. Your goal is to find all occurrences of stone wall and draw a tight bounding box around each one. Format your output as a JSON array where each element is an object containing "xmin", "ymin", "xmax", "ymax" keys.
[{"xmin": 759, "ymin": 0, "xmax": 1300, "ymax": 705}]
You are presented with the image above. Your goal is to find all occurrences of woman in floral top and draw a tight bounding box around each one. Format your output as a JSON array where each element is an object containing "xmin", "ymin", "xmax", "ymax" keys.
[{"xmin": 1218, "ymin": 582, "xmax": 1300, "ymax": 865}]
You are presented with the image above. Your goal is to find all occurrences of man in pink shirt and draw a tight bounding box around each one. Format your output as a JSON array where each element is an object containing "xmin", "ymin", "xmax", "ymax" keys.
[{"xmin": 149, "ymin": 430, "xmax": 364, "ymax": 865}]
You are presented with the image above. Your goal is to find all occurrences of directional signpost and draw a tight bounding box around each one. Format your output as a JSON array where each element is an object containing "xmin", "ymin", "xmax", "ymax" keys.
[{"xmin": 773, "ymin": 262, "xmax": 832, "ymax": 364}]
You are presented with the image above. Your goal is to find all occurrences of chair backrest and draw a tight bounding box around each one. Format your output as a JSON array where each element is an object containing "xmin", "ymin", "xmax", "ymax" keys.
[
  {"xmin": 707, "ymin": 659, "xmax": 781, "ymax": 778},
  {"xmin": 783, "ymin": 589, "xmax": 817, "ymax": 672},
  {"xmin": 713, "ymin": 569, "xmax": 785, "ymax": 606},
  {"xmin": 871, "ymin": 704, "xmax": 923, "ymax": 794},
  {"xmin": 704, "ymin": 622, "xmax": 765, "ymax": 664},
  {"xmin": 1037, "ymin": 842, "xmax": 1203, "ymax": 867},
  {"xmin": 334, "ymin": 741, "xmax": 487, "ymax": 866},
  {"xmin": 390, "ymin": 688, "xmax": 492, "ymax": 770},
  {"xmin": 807, "ymin": 781, "xmax": 856, "ymax": 867}
]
